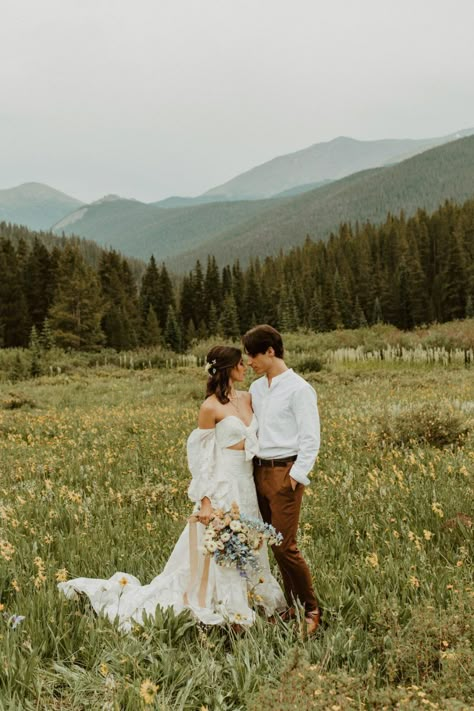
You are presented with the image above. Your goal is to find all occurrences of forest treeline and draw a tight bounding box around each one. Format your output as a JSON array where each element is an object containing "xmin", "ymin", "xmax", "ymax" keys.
[{"xmin": 1, "ymin": 198, "xmax": 473, "ymax": 352}]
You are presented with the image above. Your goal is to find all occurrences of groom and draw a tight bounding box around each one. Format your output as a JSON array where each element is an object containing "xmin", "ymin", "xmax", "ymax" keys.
[{"xmin": 242, "ymin": 324, "xmax": 321, "ymax": 634}]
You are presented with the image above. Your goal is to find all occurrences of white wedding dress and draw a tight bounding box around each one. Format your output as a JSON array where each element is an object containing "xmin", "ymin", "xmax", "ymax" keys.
[{"xmin": 58, "ymin": 415, "xmax": 286, "ymax": 631}]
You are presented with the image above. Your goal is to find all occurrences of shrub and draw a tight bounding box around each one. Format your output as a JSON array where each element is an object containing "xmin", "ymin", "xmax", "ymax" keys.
[
  {"xmin": 1, "ymin": 392, "xmax": 36, "ymax": 410},
  {"xmin": 297, "ymin": 356, "xmax": 323, "ymax": 373},
  {"xmin": 378, "ymin": 406, "xmax": 469, "ymax": 448}
]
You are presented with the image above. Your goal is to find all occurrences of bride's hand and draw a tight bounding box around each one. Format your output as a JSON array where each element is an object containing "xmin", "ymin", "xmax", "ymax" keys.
[{"xmin": 198, "ymin": 497, "xmax": 213, "ymax": 525}]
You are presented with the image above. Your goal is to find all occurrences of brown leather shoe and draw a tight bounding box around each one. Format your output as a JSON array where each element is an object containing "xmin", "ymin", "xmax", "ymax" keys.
[{"xmin": 305, "ymin": 608, "xmax": 321, "ymax": 636}]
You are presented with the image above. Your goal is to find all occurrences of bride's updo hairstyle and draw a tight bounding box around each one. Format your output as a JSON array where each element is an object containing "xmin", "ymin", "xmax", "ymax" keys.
[{"xmin": 205, "ymin": 345, "xmax": 242, "ymax": 404}]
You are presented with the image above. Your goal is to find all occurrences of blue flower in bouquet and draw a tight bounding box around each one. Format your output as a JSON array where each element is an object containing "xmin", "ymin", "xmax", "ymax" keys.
[{"xmin": 202, "ymin": 502, "xmax": 283, "ymax": 577}]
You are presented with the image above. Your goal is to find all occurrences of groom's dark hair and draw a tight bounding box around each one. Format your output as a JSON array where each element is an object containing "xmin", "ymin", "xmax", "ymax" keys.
[{"xmin": 242, "ymin": 324, "xmax": 284, "ymax": 358}]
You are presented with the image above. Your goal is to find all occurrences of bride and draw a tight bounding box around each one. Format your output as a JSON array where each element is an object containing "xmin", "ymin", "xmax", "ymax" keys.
[{"xmin": 58, "ymin": 345, "xmax": 286, "ymax": 630}]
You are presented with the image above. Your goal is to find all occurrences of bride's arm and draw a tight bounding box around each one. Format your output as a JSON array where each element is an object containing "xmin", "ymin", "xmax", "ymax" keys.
[{"xmin": 196, "ymin": 401, "xmax": 216, "ymax": 525}]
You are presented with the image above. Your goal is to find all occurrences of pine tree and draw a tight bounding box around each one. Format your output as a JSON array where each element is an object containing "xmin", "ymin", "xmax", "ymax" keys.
[
  {"xmin": 466, "ymin": 295, "xmax": 474, "ymax": 318},
  {"xmin": 29, "ymin": 325, "xmax": 42, "ymax": 377},
  {"xmin": 371, "ymin": 297, "xmax": 384, "ymax": 324},
  {"xmin": 158, "ymin": 264, "xmax": 175, "ymax": 328},
  {"xmin": 278, "ymin": 285, "xmax": 299, "ymax": 332},
  {"xmin": 25, "ymin": 238, "xmax": 56, "ymax": 329},
  {"xmin": 441, "ymin": 225, "xmax": 467, "ymax": 320},
  {"xmin": 48, "ymin": 244, "xmax": 104, "ymax": 350},
  {"xmin": 143, "ymin": 306, "xmax": 162, "ymax": 346},
  {"xmin": 219, "ymin": 294, "xmax": 240, "ymax": 340},
  {"xmin": 309, "ymin": 290, "xmax": 326, "ymax": 332},
  {"xmin": 352, "ymin": 297, "xmax": 368, "ymax": 329},
  {"xmin": 204, "ymin": 256, "xmax": 221, "ymax": 322},
  {"xmin": 0, "ymin": 238, "xmax": 30, "ymax": 347},
  {"xmin": 208, "ymin": 302, "xmax": 219, "ymax": 336},
  {"xmin": 164, "ymin": 305, "xmax": 183, "ymax": 352},
  {"xmin": 40, "ymin": 318, "xmax": 55, "ymax": 350},
  {"xmin": 140, "ymin": 255, "xmax": 161, "ymax": 323}
]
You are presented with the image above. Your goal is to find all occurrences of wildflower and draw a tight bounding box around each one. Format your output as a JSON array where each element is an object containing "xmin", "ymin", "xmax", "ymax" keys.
[
  {"xmin": 8, "ymin": 614, "xmax": 25, "ymax": 629},
  {"xmin": 423, "ymin": 530, "xmax": 433, "ymax": 540},
  {"xmin": 409, "ymin": 576, "xmax": 420, "ymax": 588},
  {"xmin": 393, "ymin": 530, "xmax": 400, "ymax": 539},
  {"xmin": 431, "ymin": 502, "xmax": 444, "ymax": 518},
  {"xmin": 366, "ymin": 552, "xmax": 379, "ymax": 568},
  {"xmin": 118, "ymin": 577, "xmax": 128, "ymax": 587},
  {"xmin": 99, "ymin": 662, "xmax": 109, "ymax": 676},
  {"xmin": 139, "ymin": 678, "xmax": 159, "ymax": 705},
  {"xmin": 11, "ymin": 580, "xmax": 20, "ymax": 592},
  {"xmin": 55, "ymin": 568, "xmax": 68, "ymax": 583},
  {"xmin": 408, "ymin": 531, "xmax": 415, "ymax": 541},
  {"xmin": 0, "ymin": 603, "xmax": 4, "ymax": 611},
  {"xmin": 104, "ymin": 674, "xmax": 117, "ymax": 691}
]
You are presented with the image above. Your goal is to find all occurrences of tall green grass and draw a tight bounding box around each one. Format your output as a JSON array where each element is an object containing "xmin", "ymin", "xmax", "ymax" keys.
[{"xmin": 0, "ymin": 359, "xmax": 472, "ymax": 709}]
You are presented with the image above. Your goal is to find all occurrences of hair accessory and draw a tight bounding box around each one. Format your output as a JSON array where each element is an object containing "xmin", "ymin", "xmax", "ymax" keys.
[{"xmin": 204, "ymin": 359, "xmax": 217, "ymax": 375}]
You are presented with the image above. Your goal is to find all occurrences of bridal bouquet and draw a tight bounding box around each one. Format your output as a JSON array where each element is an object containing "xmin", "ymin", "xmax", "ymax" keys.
[{"xmin": 202, "ymin": 502, "xmax": 283, "ymax": 576}]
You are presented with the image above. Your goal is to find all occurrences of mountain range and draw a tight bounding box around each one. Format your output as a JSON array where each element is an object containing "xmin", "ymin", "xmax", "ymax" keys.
[
  {"xmin": 1, "ymin": 128, "xmax": 474, "ymax": 269},
  {"xmin": 0, "ymin": 182, "xmax": 83, "ymax": 231}
]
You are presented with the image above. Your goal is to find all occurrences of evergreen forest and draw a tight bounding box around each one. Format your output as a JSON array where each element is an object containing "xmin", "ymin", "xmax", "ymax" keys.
[{"xmin": 1, "ymin": 198, "xmax": 473, "ymax": 352}]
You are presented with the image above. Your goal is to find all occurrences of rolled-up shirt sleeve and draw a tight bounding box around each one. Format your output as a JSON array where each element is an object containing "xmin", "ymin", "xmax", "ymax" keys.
[{"xmin": 289, "ymin": 386, "xmax": 320, "ymax": 485}]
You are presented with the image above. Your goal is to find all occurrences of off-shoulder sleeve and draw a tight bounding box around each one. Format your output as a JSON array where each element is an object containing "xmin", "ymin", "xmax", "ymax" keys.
[{"xmin": 186, "ymin": 428, "xmax": 217, "ymax": 504}]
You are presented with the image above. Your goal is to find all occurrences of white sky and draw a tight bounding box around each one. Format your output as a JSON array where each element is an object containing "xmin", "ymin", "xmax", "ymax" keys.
[{"xmin": 1, "ymin": 0, "xmax": 473, "ymax": 203}]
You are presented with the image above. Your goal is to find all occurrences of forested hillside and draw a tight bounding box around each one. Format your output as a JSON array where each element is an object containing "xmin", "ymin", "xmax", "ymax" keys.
[
  {"xmin": 49, "ymin": 136, "xmax": 474, "ymax": 268},
  {"xmin": 173, "ymin": 135, "xmax": 474, "ymax": 269},
  {"xmin": 1, "ymin": 198, "xmax": 473, "ymax": 352}
]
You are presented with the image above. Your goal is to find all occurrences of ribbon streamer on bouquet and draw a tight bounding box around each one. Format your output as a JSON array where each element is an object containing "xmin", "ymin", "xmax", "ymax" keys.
[{"xmin": 183, "ymin": 514, "xmax": 210, "ymax": 608}]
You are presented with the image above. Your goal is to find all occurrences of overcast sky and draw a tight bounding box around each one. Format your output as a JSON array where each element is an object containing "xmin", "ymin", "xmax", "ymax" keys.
[{"xmin": 1, "ymin": 0, "xmax": 473, "ymax": 203}]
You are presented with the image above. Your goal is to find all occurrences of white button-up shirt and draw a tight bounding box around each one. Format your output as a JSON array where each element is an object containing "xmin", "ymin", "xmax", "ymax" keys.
[{"xmin": 250, "ymin": 368, "xmax": 320, "ymax": 486}]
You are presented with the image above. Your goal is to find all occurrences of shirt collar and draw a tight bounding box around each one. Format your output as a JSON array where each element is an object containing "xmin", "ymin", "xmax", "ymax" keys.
[{"xmin": 266, "ymin": 368, "xmax": 293, "ymax": 389}]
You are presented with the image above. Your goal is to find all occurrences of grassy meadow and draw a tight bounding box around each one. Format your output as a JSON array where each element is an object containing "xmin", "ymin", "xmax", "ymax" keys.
[{"xmin": 0, "ymin": 328, "xmax": 473, "ymax": 709}]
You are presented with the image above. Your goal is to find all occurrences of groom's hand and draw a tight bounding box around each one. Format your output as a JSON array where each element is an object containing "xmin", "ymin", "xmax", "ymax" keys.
[{"xmin": 289, "ymin": 476, "xmax": 298, "ymax": 491}]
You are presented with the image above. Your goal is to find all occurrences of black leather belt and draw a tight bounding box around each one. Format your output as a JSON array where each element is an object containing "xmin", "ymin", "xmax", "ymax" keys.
[{"xmin": 253, "ymin": 455, "xmax": 297, "ymax": 467}]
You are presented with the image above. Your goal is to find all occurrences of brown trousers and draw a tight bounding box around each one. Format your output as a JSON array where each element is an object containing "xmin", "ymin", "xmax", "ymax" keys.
[{"xmin": 254, "ymin": 463, "xmax": 319, "ymax": 614}]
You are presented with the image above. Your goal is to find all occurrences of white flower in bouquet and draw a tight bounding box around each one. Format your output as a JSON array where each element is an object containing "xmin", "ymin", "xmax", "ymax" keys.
[
  {"xmin": 229, "ymin": 520, "xmax": 242, "ymax": 532},
  {"xmin": 237, "ymin": 533, "xmax": 247, "ymax": 543},
  {"xmin": 206, "ymin": 541, "xmax": 218, "ymax": 552},
  {"xmin": 220, "ymin": 532, "xmax": 231, "ymax": 542},
  {"xmin": 216, "ymin": 540, "xmax": 225, "ymax": 550}
]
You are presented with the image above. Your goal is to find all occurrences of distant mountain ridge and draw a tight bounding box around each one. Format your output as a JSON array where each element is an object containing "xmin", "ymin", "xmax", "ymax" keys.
[
  {"xmin": 49, "ymin": 134, "xmax": 474, "ymax": 269},
  {"xmin": 167, "ymin": 134, "xmax": 474, "ymax": 270},
  {"xmin": 0, "ymin": 182, "xmax": 83, "ymax": 231},
  {"xmin": 202, "ymin": 129, "xmax": 474, "ymax": 200}
]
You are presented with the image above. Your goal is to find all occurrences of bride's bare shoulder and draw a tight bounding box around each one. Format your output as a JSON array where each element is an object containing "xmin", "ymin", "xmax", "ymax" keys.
[{"xmin": 198, "ymin": 396, "xmax": 219, "ymax": 428}]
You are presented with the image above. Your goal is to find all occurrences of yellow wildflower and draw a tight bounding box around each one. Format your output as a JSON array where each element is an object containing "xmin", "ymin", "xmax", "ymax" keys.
[
  {"xmin": 139, "ymin": 678, "xmax": 159, "ymax": 705},
  {"xmin": 366, "ymin": 552, "xmax": 379, "ymax": 568},
  {"xmin": 423, "ymin": 530, "xmax": 433, "ymax": 540},
  {"xmin": 409, "ymin": 576, "xmax": 420, "ymax": 588},
  {"xmin": 119, "ymin": 576, "xmax": 128, "ymax": 587},
  {"xmin": 55, "ymin": 568, "xmax": 68, "ymax": 583},
  {"xmin": 431, "ymin": 502, "xmax": 444, "ymax": 518},
  {"xmin": 99, "ymin": 662, "xmax": 109, "ymax": 676}
]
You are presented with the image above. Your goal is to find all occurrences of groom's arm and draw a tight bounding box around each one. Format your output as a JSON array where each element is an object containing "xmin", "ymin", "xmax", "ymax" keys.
[{"xmin": 289, "ymin": 386, "xmax": 320, "ymax": 486}]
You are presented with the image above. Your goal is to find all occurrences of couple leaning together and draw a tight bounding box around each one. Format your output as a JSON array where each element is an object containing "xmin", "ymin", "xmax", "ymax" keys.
[{"xmin": 59, "ymin": 325, "xmax": 322, "ymax": 635}]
